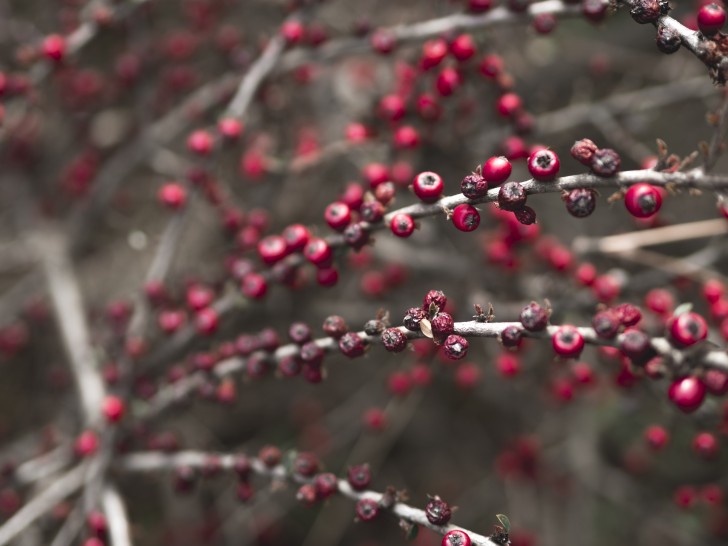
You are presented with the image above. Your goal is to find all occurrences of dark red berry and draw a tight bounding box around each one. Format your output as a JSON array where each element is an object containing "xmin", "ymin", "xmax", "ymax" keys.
[
  {"xmin": 592, "ymin": 310, "xmax": 620, "ymax": 338},
  {"xmin": 364, "ymin": 319, "xmax": 386, "ymax": 336},
  {"xmin": 293, "ymin": 452, "xmax": 319, "ymax": 477},
  {"xmin": 296, "ymin": 483, "xmax": 318, "ymax": 507},
  {"xmin": 563, "ymin": 188, "xmax": 596, "ymax": 218},
  {"xmin": 355, "ymin": 498, "xmax": 379, "ymax": 521},
  {"xmin": 630, "ymin": 0, "xmax": 667, "ymax": 24},
  {"xmin": 303, "ymin": 238, "xmax": 333, "ymax": 266},
  {"xmin": 424, "ymin": 290, "xmax": 447, "ymax": 313},
  {"xmin": 413, "ymin": 171, "xmax": 445, "ymax": 203},
  {"xmin": 259, "ymin": 445, "xmax": 281, "ymax": 468},
  {"xmin": 461, "ymin": 173, "xmax": 489, "ymax": 199},
  {"xmin": 343, "ymin": 224, "xmax": 369, "ymax": 249},
  {"xmin": 551, "ymin": 325, "xmax": 585, "ymax": 358},
  {"xmin": 338, "ymin": 332, "xmax": 367, "ymax": 357},
  {"xmin": 570, "ymin": 138, "xmax": 598, "ymax": 166},
  {"xmin": 667, "ymin": 311, "xmax": 708, "ymax": 347},
  {"xmin": 443, "ymin": 334, "xmax": 469, "ymax": 360},
  {"xmin": 619, "ymin": 328, "xmax": 655, "ymax": 365},
  {"xmin": 314, "ymin": 473, "xmax": 338, "ymax": 498},
  {"xmin": 656, "ymin": 23, "xmax": 681, "ymax": 53},
  {"xmin": 241, "ymin": 273, "xmax": 267, "ymax": 300},
  {"xmin": 582, "ymin": 0, "xmax": 609, "ymax": 23},
  {"xmin": 257, "ymin": 235, "xmax": 288, "ymax": 264},
  {"xmin": 404, "ymin": 307, "xmax": 427, "ymax": 331},
  {"xmin": 425, "ymin": 496, "xmax": 452, "ymax": 525},
  {"xmin": 390, "ymin": 213, "xmax": 416, "ymax": 237},
  {"xmin": 324, "ymin": 202, "xmax": 352, "ymax": 231},
  {"xmin": 431, "ymin": 312, "xmax": 455, "ymax": 339},
  {"xmin": 451, "ymin": 204, "xmax": 481, "ymax": 232},
  {"xmin": 520, "ymin": 302, "xmax": 548, "ymax": 331},
  {"xmin": 644, "ymin": 425, "xmax": 669, "ymax": 450},
  {"xmin": 668, "ymin": 376, "xmax": 706, "ymax": 413},
  {"xmin": 300, "ymin": 342, "xmax": 325, "ymax": 365},
  {"xmin": 698, "ymin": 3, "xmax": 726, "ymax": 36},
  {"xmin": 381, "ymin": 328, "xmax": 408, "ymax": 352},
  {"xmin": 500, "ymin": 325, "xmax": 523, "ymax": 348},
  {"xmin": 528, "ymin": 149, "xmax": 560, "ymax": 181},
  {"xmin": 282, "ymin": 224, "xmax": 310, "ymax": 252},
  {"xmin": 498, "ymin": 181, "xmax": 527, "ymax": 211},
  {"xmin": 278, "ymin": 354, "xmax": 302, "ymax": 377},
  {"xmin": 624, "ymin": 183, "xmax": 662, "ymax": 218},
  {"xmin": 482, "ymin": 156, "xmax": 512, "ymax": 187},
  {"xmin": 289, "ymin": 322, "xmax": 312, "ymax": 344},
  {"xmin": 360, "ymin": 201, "xmax": 385, "ymax": 223},
  {"xmin": 590, "ymin": 148, "xmax": 621, "ymax": 177},
  {"xmin": 615, "ymin": 303, "xmax": 642, "ymax": 326},
  {"xmin": 347, "ymin": 464, "xmax": 371, "ymax": 491},
  {"xmin": 323, "ymin": 315, "xmax": 348, "ymax": 338},
  {"xmin": 514, "ymin": 206, "xmax": 537, "ymax": 225},
  {"xmin": 533, "ymin": 13, "xmax": 557, "ymax": 33}
]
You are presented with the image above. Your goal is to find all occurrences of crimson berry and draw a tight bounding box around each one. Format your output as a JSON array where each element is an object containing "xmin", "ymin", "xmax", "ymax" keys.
[
  {"xmin": 630, "ymin": 0, "xmax": 666, "ymax": 24},
  {"xmin": 533, "ymin": 13, "xmax": 557, "ymax": 33},
  {"xmin": 424, "ymin": 290, "xmax": 448, "ymax": 313},
  {"xmin": 364, "ymin": 407, "xmax": 387, "ymax": 431},
  {"xmin": 404, "ymin": 307, "xmax": 427, "ymax": 331},
  {"xmin": 241, "ymin": 273, "xmax": 267, "ymax": 299},
  {"xmin": 102, "ymin": 395, "xmax": 125, "ymax": 423},
  {"xmin": 425, "ymin": 496, "xmax": 452, "ymax": 525},
  {"xmin": 624, "ymin": 183, "xmax": 662, "ymax": 218},
  {"xmin": 583, "ymin": 0, "xmax": 609, "ymax": 23},
  {"xmin": 591, "ymin": 148, "xmax": 621, "ymax": 177},
  {"xmin": 158, "ymin": 183, "xmax": 187, "ymax": 209},
  {"xmin": 257, "ymin": 235, "xmax": 288, "ymax": 264},
  {"xmin": 551, "ymin": 325, "xmax": 585, "ymax": 358},
  {"xmin": 217, "ymin": 117, "xmax": 243, "ymax": 140},
  {"xmin": 314, "ymin": 473, "xmax": 338, "ymax": 498},
  {"xmin": 673, "ymin": 485, "xmax": 697, "ymax": 509},
  {"xmin": 236, "ymin": 481, "xmax": 254, "ymax": 502},
  {"xmin": 362, "ymin": 163, "xmax": 390, "ymax": 187},
  {"xmin": 355, "ymin": 498, "xmax": 379, "ymax": 521},
  {"xmin": 698, "ymin": 3, "xmax": 726, "ymax": 36},
  {"xmin": 443, "ymin": 334, "xmax": 469, "ymax": 360},
  {"xmin": 563, "ymin": 188, "xmax": 596, "ymax": 217},
  {"xmin": 393, "ymin": 125, "xmax": 420, "ymax": 149},
  {"xmin": 42, "ymin": 34, "xmax": 66, "ymax": 62},
  {"xmin": 278, "ymin": 354, "xmax": 302, "ymax": 377},
  {"xmin": 435, "ymin": 67, "xmax": 462, "ymax": 96},
  {"xmin": 442, "ymin": 530, "xmax": 472, "ymax": 546},
  {"xmin": 703, "ymin": 279, "xmax": 725, "ymax": 303},
  {"xmin": 323, "ymin": 315, "xmax": 348, "ymax": 338},
  {"xmin": 195, "ymin": 308, "xmax": 219, "ymax": 335},
  {"xmin": 592, "ymin": 310, "xmax": 620, "ymax": 339},
  {"xmin": 495, "ymin": 92, "xmax": 522, "ymax": 118},
  {"xmin": 87, "ymin": 511, "xmax": 107, "ymax": 537},
  {"xmin": 413, "ymin": 171, "xmax": 444, "ymax": 203},
  {"xmin": 390, "ymin": 213, "xmax": 416, "ymax": 237},
  {"xmin": 293, "ymin": 452, "xmax": 319, "ymax": 477},
  {"xmin": 644, "ymin": 425, "xmax": 669, "ymax": 450},
  {"xmin": 378, "ymin": 94, "xmax": 406, "ymax": 122},
  {"xmin": 514, "ymin": 206, "xmax": 537, "ymax": 225},
  {"xmin": 259, "ymin": 445, "xmax": 282, "ymax": 468},
  {"xmin": 668, "ymin": 376, "xmax": 706, "ymax": 413},
  {"xmin": 431, "ymin": 312, "xmax": 455, "ymax": 339},
  {"xmin": 500, "ymin": 325, "xmax": 523, "ymax": 348},
  {"xmin": 461, "ymin": 173, "xmax": 488, "ymax": 199},
  {"xmin": 570, "ymin": 138, "xmax": 598, "ymax": 165},
  {"xmin": 324, "ymin": 202, "xmax": 352, "ymax": 231},
  {"xmin": 360, "ymin": 201, "xmax": 385, "ymax": 223},
  {"xmin": 420, "ymin": 38, "xmax": 448, "ymax": 70},
  {"xmin": 416, "ymin": 93, "xmax": 443, "ymax": 121},
  {"xmin": 498, "ymin": 181, "xmax": 527, "ymax": 211},
  {"xmin": 520, "ymin": 302, "xmax": 548, "ymax": 331},
  {"xmin": 528, "ymin": 149, "xmax": 560, "ymax": 181},
  {"xmin": 451, "ymin": 204, "xmax": 480, "ymax": 232},
  {"xmin": 479, "ymin": 53, "xmax": 503, "ymax": 77},
  {"xmin": 450, "ymin": 34, "xmax": 476, "ymax": 61},
  {"xmin": 303, "ymin": 238, "xmax": 333, "ymax": 266},
  {"xmin": 482, "ymin": 156, "xmax": 513, "ymax": 188},
  {"xmin": 74, "ymin": 430, "xmax": 99, "ymax": 458},
  {"xmin": 289, "ymin": 322, "xmax": 312, "ymax": 344},
  {"xmin": 281, "ymin": 20, "xmax": 305, "ymax": 44},
  {"xmin": 496, "ymin": 352, "xmax": 521, "ymax": 376},
  {"xmin": 668, "ymin": 311, "xmax": 707, "ymax": 347},
  {"xmin": 296, "ymin": 483, "xmax": 318, "ymax": 507},
  {"xmin": 347, "ymin": 464, "xmax": 371, "ymax": 491},
  {"xmin": 338, "ymin": 332, "xmax": 367, "ymax": 357},
  {"xmin": 692, "ymin": 432, "xmax": 719, "ymax": 458},
  {"xmin": 381, "ymin": 327, "xmax": 408, "ymax": 352},
  {"xmin": 186, "ymin": 130, "xmax": 214, "ymax": 155},
  {"xmin": 615, "ymin": 303, "xmax": 642, "ymax": 326}
]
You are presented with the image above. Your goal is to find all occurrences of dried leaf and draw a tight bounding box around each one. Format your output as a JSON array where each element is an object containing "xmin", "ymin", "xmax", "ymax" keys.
[
  {"xmin": 420, "ymin": 318, "xmax": 433, "ymax": 339},
  {"xmin": 673, "ymin": 303, "xmax": 693, "ymax": 317},
  {"xmin": 496, "ymin": 514, "xmax": 511, "ymax": 533}
]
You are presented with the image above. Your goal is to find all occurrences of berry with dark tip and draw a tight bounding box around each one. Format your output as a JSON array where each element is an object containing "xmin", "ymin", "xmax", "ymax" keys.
[
  {"xmin": 500, "ymin": 325, "xmax": 523, "ymax": 348},
  {"xmin": 258, "ymin": 445, "xmax": 281, "ymax": 468},
  {"xmin": 303, "ymin": 238, "xmax": 333, "ymax": 266},
  {"xmin": 338, "ymin": 332, "xmax": 367, "ymax": 357},
  {"xmin": 322, "ymin": 315, "xmax": 348, "ymax": 338},
  {"xmin": 347, "ymin": 464, "xmax": 371, "ymax": 491},
  {"xmin": 431, "ymin": 312, "xmax": 455, "ymax": 339},
  {"xmin": 563, "ymin": 188, "xmax": 596, "ymax": 218},
  {"xmin": 624, "ymin": 183, "xmax": 662, "ymax": 218},
  {"xmin": 656, "ymin": 23, "xmax": 681, "ymax": 54},
  {"xmin": 314, "ymin": 473, "xmax": 339, "ymax": 498},
  {"xmin": 443, "ymin": 335, "xmax": 469, "ymax": 360},
  {"xmin": 520, "ymin": 302, "xmax": 548, "ymax": 331},
  {"xmin": 667, "ymin": 311, "xmax": 707, "ymax": 347},
  {"xmin": 390, "ymin": 213, "xmax": 416, "ymax": 237},
  {"xmin": 293, "ymin": 452, "xmax": 319, "ymax": 477},
  {"xmin": 404, "ymin": 307, "xmax": 427, "ymax": 331},
  {"xmin": 551, "ymin": 325, "xmax": 585, "ymax": 358},
  {"xmin": 451, "ymin": 204, "xmax": 481, "ymax": 232},
  {"xmin": 498, "ymin": 181, "xmax": 527, "ymax": 211},
  {"xmin": 570, "ymin": 138, "xmax": 598, "ymax": 166},
  {"xmin": 424, "ymin": 290, "xmax": 448, "ymax": 313},
  {"xmin": 355, "ymin": 498, "xmax": 380, "ymax": 521},
  {"xmin": 592, "ymin": 310, "xmax": 620, "ymax": 338},
  {"xmin": 528, "ymin": 149, "xmax": 560, "ymax": 181},
  {"xmin": 360, "ymin": 201, "xmax": 385, "ymax": 223},
  {"xmin": 461, "ymin": 173, "xmax": 489, "ymax": 199},
  {"xmin": 289, "ymin": 322, "xmax": 312, "ymax": 344},
  {"xmin": 382, "ymin": 327, "xmax": 408, "ymax": 352},
  {"xmin": 590, "ymin": 148, "xmax": 621, "ymax": 177},
  {"xmin": 425, "ymin": 496, "xmax": 452, "ymax": 525},
  {"xmin": 630, "ymin": 0, "xmax": 668, "ymax": 24},
  {"xmin": 412, "ymin": 171, "xmax": 445, "ymax": 203}
]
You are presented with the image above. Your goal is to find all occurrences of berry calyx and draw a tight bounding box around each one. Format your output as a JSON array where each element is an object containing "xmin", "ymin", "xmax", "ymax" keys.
[
  {"xmin": 413, "ymin": 171, "xmax": 445, "ymax": 203},
  {"xmin": 390, "ymin": 213, "xmax": 416, "ymax": 238},
  {"xmin": 442, "ymin": 530, "xmax": 472, "ymax": 546},
  {"xmin": 624, "ymin": 183, "xmax": 662, "ymax": 218},
  {"xmin": 551, "ymin": 325, "xmax": 585, "ymax": 358}
]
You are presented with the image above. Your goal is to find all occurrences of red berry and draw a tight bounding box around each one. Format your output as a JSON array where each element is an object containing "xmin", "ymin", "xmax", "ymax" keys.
[
  {"xmin": 74, "ymin": 430, "xmax": 99, "ymax": 458},
  {"xmin": 520, "ymin": 302, "xmax": 549, "ymax": 331},
  {"xmin": 482, "ymin": 156, "xmax": 512, "ymax": 187},
  {"xmin": 450, "ymin": 34, "xmax": 476, "ymax": 61},
  {"xmin": 451, "ymin": 204, "xmax": 480, "ymax": 232},
  {"xmin": 443, "ymin": 334, "xmax": 469, "ymax": 360},
  {"xmin": 496, "ymin": 352, "xmax": 521, "ymax": 376},
  {"xmin": 528, "ymin": 149, "xmax": 560, "ymax": 181},
  {"xmin": 217, "ymin": 117, "xmax": 243, "ymax": 140},
  {"xmin": 698, "ymin": 3, "xmax": 726, "ymax": 36},
  {"xmin": 412, "ymin": 171, "xmax": 444, "ymax": 202},
  {"xmin": 435, "ymin": 66, "xmax": 462, "ymax": 96},
  {"xmin": 186, "ymin": 130, "xmax": 214, "ymax": 155},
  {"xmin": 381, "ymin": 327, "xmax": 408, "ymax": 352},
  {"xmin": 495, "ymin": 92, "xmax": 523, "ymax": 118},
  {"xmin": 551, "ymin": 325, "xmax": 585, "ymax": 358},
  {"xmin": 102, "ymin": 395, "xmax": 125, "ymax": 423},
  {"xmin": 703, "ymin": 279, "xmax": 725, "ymax": 303},
  {"xmin": 355, "ymin": 498, "xmax": 379, "ymax": 521},
  {"xmin": 241, "ymin": 273, "xmax": 267, "ymax": 299},
  {"xmin": 393, "ymin": 125, "xmax": 420, "ymax": 149},
  {"xmin": 281, "ymin": 20, "xmax": 305, "ymax": 45},
  {"xmin": 42, "ymin": 34, "xmax": 66, "ymax": 62},
  {"xmin": 347, "ymin": 464, "xmax": 371, "ymax": 491},
  {"xmin": 692, "ymin": 432, "xmax": 719, "ymax": 459},
  {"xmin": 498, "ymin": 181, "xmax": 527, "ymax": 211},
  {"xmin": 644, "ymin": 425, "xmax": 669, "ymax": 450},
  {"xmin": 378, "ymin": 94, "xmax": 406, "ymax": 122},
  {"xmin": 303, "ymin": 238, "xmax": 333, "ymax": 266},
  {"xmin": 257, "ymin": 235, "xmax": 288, "ymax": 264},
  {"xmin": 259, "ymin": 445, "xmax": 282, "ymax": 468},
  {"xmin": 195, "ymin": 308, "xmax": 219, "ymax": 335},
  {"xmin": 390, "ymin": 213, "xmax": 416, "ymax": 237},
  {"xmin": 624, "ymin": 183, "xmax": 662, "ymax": 218},
  {"xmin": 668, "ymin": 376, "xmax": 706, "ymax": 413},
  {"xmin": 668, "ymin": 311, "xmax": 708, "ymax": 347},
  {"xmin": 314, "ymin": 473, "xmax": 339, "ymax": 498},
  {"xmin": 324, "ymin": 201, "xmax": 352, "ymax": 231},
  {"xmin": 158, "ymin": 183, "xmax": 187, "ymax": 210},
  {"xmin": 442, "ymin": 529, "xmax": 472, "ymax": 546}
]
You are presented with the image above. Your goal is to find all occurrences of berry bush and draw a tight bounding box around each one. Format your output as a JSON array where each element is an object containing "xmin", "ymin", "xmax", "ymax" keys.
[{"xmin": 2, "ymin": 0, "xmax": 728, "ymax": 545}]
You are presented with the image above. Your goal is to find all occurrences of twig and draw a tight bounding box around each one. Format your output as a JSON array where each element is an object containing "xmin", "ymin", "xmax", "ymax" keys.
[{"xmin": 102, "ymin": 486, "xmax": 133, "ymax": 546}]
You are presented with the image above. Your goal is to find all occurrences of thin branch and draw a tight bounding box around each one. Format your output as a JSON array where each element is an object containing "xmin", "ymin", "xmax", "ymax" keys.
[
  {"xmin": 102, "ymin": 486, "xmax": 133, "ymax": 546},
  {"xmin": 117, "ymin": 451, "xmax": 499, "ymax": 546}
]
